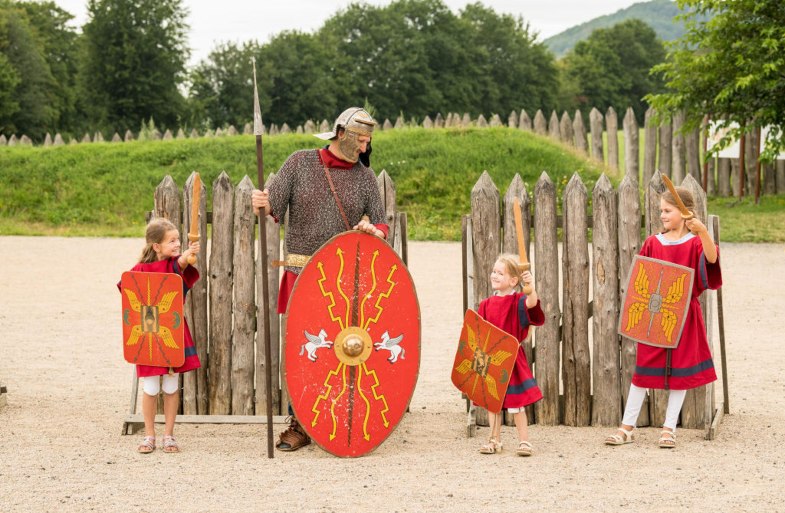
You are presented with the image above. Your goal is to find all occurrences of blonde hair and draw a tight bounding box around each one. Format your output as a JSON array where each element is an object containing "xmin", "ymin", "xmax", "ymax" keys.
[
  {"xmin": 661, "ymin": 186, "xmax": 695, "ymax": 212},
  {"xmin": 660, "ymin": 186, "xmax": 695, "ymax": 233},
  {"xmin": 495, "ymin": 253, "xmax": 524, "ymax": 291},
  {"xmin": 139, "ymin": 218, "xmax": 178, "ymax": 263}
]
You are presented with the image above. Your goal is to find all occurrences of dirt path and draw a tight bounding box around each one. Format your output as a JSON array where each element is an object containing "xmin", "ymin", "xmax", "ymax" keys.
[{"xmin": 0, "ymin": 237, "xmax": 782, "ymax": 512}]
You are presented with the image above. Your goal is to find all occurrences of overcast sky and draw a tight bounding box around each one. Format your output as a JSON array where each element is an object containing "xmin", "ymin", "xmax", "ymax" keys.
[{"xmin": 53, "ymin": 0, "xmax": 643, "ymax": 66}]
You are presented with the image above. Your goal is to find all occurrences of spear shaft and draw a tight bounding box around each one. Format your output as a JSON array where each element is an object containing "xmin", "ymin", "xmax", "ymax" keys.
[{"xmin": 253, "ymin": 58, "xmax": 274, "ymax": 458}]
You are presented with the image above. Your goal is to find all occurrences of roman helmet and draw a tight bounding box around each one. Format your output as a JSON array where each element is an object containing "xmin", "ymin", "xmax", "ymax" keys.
[{"xmin": 315, "ymin": 107, "xmax": 376, "ymax": 163}]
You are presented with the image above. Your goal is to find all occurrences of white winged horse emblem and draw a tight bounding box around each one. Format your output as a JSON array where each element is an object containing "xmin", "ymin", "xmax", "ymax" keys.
[
  {"xmin": 374, "ymin": 331, "xmax": 405, "ymax": 363},
  {"xmin": 300, "ymin": 329, "xmax": 333, "ymax": 362}
]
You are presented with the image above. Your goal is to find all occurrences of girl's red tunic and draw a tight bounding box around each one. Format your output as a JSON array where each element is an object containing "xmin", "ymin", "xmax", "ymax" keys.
[
  {"xmin": 126, "ymin": 257, "xmax": 202, "ymax": 378},
  {"xmin": 631, "ymin": 233, "xmax": 721, "ymax": 390},
  {"xmin": 478, "ymin": 292, "xmax": 545, "ymax": 408}
]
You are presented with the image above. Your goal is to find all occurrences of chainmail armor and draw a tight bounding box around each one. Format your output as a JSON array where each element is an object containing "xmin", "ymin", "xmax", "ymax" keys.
[{"xmin": 268, "ymin": 149, "xmax": 386, "ymax": 274}]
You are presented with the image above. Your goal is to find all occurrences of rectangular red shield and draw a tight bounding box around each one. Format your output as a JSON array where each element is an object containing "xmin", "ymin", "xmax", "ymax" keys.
[
  {"xmin": 451, "ymin": 309, "xmax": 519, "ymax": 414},
  {"xmin": 121, "ymin": 271, "xmax": 185, "ymax": 367},
  {"xmin": 618, "ymin": 255, "xmax": 694, "ymax": 349}
]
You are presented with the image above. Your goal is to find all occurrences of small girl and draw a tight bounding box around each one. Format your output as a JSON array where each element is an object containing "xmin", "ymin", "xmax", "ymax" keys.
[
  {"xmin": 605, "ymin": 186, "xmax": 721, "ymax": 448},
  {"xmin": 127, "ymin": 218, "xmax": 201, "ymax": 454},
  {"xmin": 478, "ymin": 254, "xmax": 545, "ymax": 456}
]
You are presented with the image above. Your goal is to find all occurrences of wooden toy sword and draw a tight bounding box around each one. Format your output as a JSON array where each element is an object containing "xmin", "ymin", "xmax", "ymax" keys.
[
  {"xmin": 513, "ymin": 198, "xmax": 533, "ymax": 295},
  {"xmin": 661, "ymin": 173, "xmax": 694, "ymax": 220},
  {"xmin": 187, "ymin": 173, "xmax": 201, "ymax": 265}
]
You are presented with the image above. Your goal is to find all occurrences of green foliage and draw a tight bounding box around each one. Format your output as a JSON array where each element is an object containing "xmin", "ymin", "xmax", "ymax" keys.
[
  {"xmin": 648, "ymin": 0, "xmax": 785, "ymax": 162},
  {"xmin": 560, "ymin": 19, "xmax": 666, "ymax": 122},
  {"xmin": 0, "ymin": 128, "xmax": 605, "ymax": 239},
  {"xmin": 81, "ymin": 0, "xmax": 190, "ymax": 134},
  {"xmin": 707, "ymin": 195, "xmax": 785, "ymax": 242},
  {"xmin": 544, "ymin": 0, "xmax": 705, "ymax": 58}
]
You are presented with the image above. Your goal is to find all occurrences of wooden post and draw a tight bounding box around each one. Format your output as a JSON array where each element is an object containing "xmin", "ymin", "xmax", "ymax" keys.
[
  {"xmin": 502, "ymin": 175, "xmax": 532, "ymax": 426},
  {"xmin": 519, "ymin": 109, "xmax": 532, "ymax": 131},
  {"xmin": 777, "ymin": 160, "xmax": 785, "ymax": 194},
  {"xmin": 623, "ymin": 107, "xmax": 639, "ymax": 181},
  {"xmin": 606, "ymin": 107, "xmax": 619, "ymax": 171},
  {"xmin": 671, "ymin": 111, "xmax": 686, "ymax": 183},
  {"xmin": 181, "ymin": 173, "xmax": 208, "ymax": 414},
  {"xmin": 685, "ymin": 127, "xmax": 701, "ymax": 181},
  {"xmin": 208, "ymin": 172, "xmax": 235, "ymax": 415},
  {"xmin": 533, "ymin": 172, "xmax": 560, "ymax": 426},
  {"xmin": 562, "ymin": 173, "xmax": 591, "ymax": 427},
  {"xmin": 707, "ymin": 158, "xmax": 717, "ymax": 196},
  {"xmin": 508, "ymin": 110, "xmax": 519, "ymax": 128},
  {"xmin": 618, "ymin": 175, "xmax": 648, "ymax": 426},
  {"xmin": 590, "ymin": 108, "xmax": 604, "ymax": 163},
  {"xmin": 718, "ymin": 158, "xmax": 731, "ymax": 197},
  {"xmin": 658, "ymin": 117, "xmax": 673, "ymax": 178},
  {"xmin": 559, "ymin": 111, "xmax": 573, "ymax": 145},
  {"xmin": 573, "ymin": 110, "xmax": 587, "ymax": 154},
  {"xmin": 645, "ymin": 173, "xmax": 667, "ymax": 426},
  {"xmin": 548, "ymin": 110, "xmax": 561, "ymax": 140},
  {"xmin": 643, "ymin": 107, "xmax": 657, "ymax": 187},
  {"xmin": 256, "ymin": 173, "xmax": 281, "ymax": 416},
  {"xmin": 377, "ymin": 170, "xmax": 397, "ymax": 245},
  {"xmin": 231, "ymin": 177, "xmax": 256, "ymax": 415},
  {"xmin": 470, "ymin": 171, "xmax": 501, "ymax": 427},
  {"xmin": 738, "ymin": 130, "xmax": 746, "ymax": 199},
  {"xmin": 764, "ymin": 162, "xmax": 776, "ymax": 195},
  {"xmin": 533, "ymin": 110, "xmax": 547, "ymax": 136},
  {"xmin": 680, "ymin": 174, "xmax": 710, "ymax": 428},
  {"xmin": 591, "ymin": 175, "xmax": 621, "ymax": 426}
]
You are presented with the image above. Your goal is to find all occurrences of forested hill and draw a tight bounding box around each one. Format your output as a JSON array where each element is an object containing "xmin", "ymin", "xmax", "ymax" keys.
[{"xmin": 543, "ymin": 0, "xmax": 704, "ymax": 58}]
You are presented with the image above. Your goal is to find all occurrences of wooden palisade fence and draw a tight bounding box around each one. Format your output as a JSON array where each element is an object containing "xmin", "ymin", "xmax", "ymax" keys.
[
  {"xmin": 122, "ymin": 170, "xmax": 407, "ymax": 433},
  {"xmin": 462, "ymin": 170, "xmax": 727, "ymax": 439}
]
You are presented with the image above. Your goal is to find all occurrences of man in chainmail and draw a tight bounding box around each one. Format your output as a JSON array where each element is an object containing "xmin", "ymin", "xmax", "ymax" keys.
[{"xmin": 252, "ymin": 107, "xmax": 388, "ymax": 451}]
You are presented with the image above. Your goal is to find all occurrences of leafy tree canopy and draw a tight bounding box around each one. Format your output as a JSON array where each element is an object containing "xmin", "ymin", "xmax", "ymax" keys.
[{"xmin": 647, "ymin": 0, "xmax": 785, "ymax": 161}]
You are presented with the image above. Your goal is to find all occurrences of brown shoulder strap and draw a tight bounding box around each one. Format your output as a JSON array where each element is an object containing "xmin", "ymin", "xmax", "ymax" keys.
[{"xmin": 322, "ymin": 163, "xmax": 352, "ymax": 230}]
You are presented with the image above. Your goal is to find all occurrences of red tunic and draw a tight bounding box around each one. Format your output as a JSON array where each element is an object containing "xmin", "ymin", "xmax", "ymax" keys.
[
  {"xmin": 631, "ymin": 233, "xmax": 721, "ymax": 390},
  {"xmin": 123, "ymin": 257, "xmax": 202, "ymax": 378},
  {"xmin": 478, "ymin": 292, "xmax": 545, "ymax": 408}
]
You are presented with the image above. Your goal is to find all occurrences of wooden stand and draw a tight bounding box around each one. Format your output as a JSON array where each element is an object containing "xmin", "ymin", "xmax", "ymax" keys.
[{"xmin": 122, "ymin": 369, "xmax": 287, "ymax": 435}]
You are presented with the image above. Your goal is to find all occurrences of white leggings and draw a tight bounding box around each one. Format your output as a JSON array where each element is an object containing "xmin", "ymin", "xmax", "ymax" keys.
[
  {"xmin": 143, "ymin": 374, "xmax": 179, "ymax": 396},
  {"xmin": 622, "ymin": 384, "xmax": 687, "ymax": 431}
]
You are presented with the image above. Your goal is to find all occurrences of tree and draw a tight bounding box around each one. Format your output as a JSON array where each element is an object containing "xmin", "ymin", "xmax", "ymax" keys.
[
  {"xmin": 561, "ymin": 19, "xmax": 666, "ymax": 121},
  {"xmin": 81, "ymin": 0, "xmax": 189, "ymax": 133},
  {"xmin": 647, "ymin": 0, "xmax": 785, "ymax": 161},
  {"xmin": 0, "ymin": 3, "xmax": 58, "ymax": 139},
  {"xmin": 187, "ymin": 42, "xmax": 268, "ymax": 130}
]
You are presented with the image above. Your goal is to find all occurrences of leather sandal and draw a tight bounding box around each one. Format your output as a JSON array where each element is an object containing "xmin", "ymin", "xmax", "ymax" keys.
[
  {"xmin": 604, "ymin": 426, "xmax": 635, "ymax": 446},
  {"xmin": 479, "ymin": 438, "xmax": 502, "ymax": 454},
  {"xmin": 162, "ymin": 435, "xmax": 180, "ymax": 453},
  {"xmin": 516, "ymin": 440, "xmax": 533, "ymax": 457},
  {"xmin": 276, "ymin": 417, "xmax": 311, "ymax": 452},
  {"xmin": 658, "ymin": 430, "xmax": 676, "ymax": 449},
  {"xmin": 137, "ymin": 436, "xmax": 156, "ymax": 454}
]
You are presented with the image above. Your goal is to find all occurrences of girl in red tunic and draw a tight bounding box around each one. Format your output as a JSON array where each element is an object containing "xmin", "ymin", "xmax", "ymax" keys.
[
  {"xmin": 127, "ymin": 218, "xmax": 201, "ymax": 454},
  {"xmin": 478, "ymin": 254, "xmax": 545, "ymax": 457},
  {"xmin": 605, "ymin": 187, "xmax": 720, "ymax": 449}
]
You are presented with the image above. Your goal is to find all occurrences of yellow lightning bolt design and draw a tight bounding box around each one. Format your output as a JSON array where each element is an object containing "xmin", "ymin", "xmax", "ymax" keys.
[
  {"xmin": 317, "ymin": 262, "xmax": 344, "ymax": 331},
  {"xmin": 335, "ymin": 248, "xmax": 351, "ymax": 328},
  {"xmin": 359, "ymin": 250, "xmax": 380, "ymax": 329},
  {"xmin": 329, "ymin": 364, "xmax": 349, "ymax": 440},
  {"xmin": 311, "ymin": 362, "xmax": 344, "ymax": 433},
  {"xmin": 362, "ymin": 363, "xmax": 390, "ymax": 428},
  {"xmin": 357, "ymin": 365, "xmax": 372, "ymax": 441},
  {"xmin": 364, "ymin": 265, "xmax": 398, "ymax": 330}
]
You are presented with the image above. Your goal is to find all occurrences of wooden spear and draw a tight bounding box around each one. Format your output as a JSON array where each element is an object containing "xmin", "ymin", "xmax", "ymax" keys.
[{"xmin": 253, "ymin": 58, "xmax": 274, "ymax": 458}]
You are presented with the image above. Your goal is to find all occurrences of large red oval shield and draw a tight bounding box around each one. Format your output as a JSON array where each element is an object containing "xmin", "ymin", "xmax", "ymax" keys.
[
  {"xmin": 121, "ymin": 271, "xmax": 185, "ymax": 367},
  {"xmin": 285, "ymin": 231, "xmax": 420, "ymax": 457}
]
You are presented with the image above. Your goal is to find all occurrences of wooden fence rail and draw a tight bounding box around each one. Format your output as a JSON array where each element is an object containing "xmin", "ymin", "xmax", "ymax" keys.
[{"xmin": 462, "ymin": 171, "xmax": 726, "ymax": 436}]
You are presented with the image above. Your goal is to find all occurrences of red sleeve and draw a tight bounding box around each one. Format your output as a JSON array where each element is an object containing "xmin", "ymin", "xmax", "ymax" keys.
[
  {"xmin": 525, "ymin": 299, "xmax": 545, "ymax": 327},
  {"xmin": 697, "ymin": 245, "xmax": 722, "ymax": 291},
  {"xmin": 374, "ymin": 223, "xmax": 389, "ymax": 239}
]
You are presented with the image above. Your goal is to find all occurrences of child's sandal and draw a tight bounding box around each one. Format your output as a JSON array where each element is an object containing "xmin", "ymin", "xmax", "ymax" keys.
[
  {"xmin": 479, "ymin": 438, "xmax": 502, "ymax": 454},
  {"xmin": 658, "ymin": 430, "xmax": 676, "ymax": 449},
  {"xmin": 162, "ymin": 435, "xmax": 180, "ymax": 453},
  {"xmin": 516, "ymin": 440, "xmax": 533, "ymax": 457},
  {"xmin": 137, "ymin": 436, "xmax": 156, "ymax": 454},
  {"xmin": 604, "ymin": 426, "xmax": 635, "ymax": 446}
]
